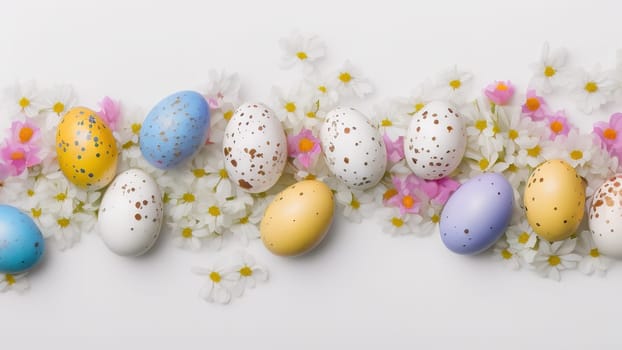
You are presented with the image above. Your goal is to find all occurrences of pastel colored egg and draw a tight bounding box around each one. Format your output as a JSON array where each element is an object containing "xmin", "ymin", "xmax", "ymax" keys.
[
  {"xmin": 97, "ymin": 169, "xmax": 164, "ymax": 256},
  {"xmin": 404, "ymin": 101, "xmax": 467, "ymax": 180},
  {"xmin": 56, "ymin": 107, "xmax": 118, "ymax": 190},
  {"xmin": 589, "ymin": 174, "xmax": 622, "ymax": 258},
  {"xmin": 261, "ymin": 180, "xmax": 334, "ymax": 256},
  {"xmin": 319, "ymin": 107, "xmax": 387, "ymax": 190},
  {"xmin": 223, "ymin": 103, "xmax": 287, "ymax": 193},
  {"xmin": 440, "ymin": 173, "xmax": 514, "ymax": 255},
  {"xmin": 140, "ymin": 91, "xmax": 210, "ymax": 169},
  {"xmin": 0, "ymin": 205, "xmax": 45, "ymax": 273},
  {"xmin": 524, "ymin": 159, "xmax": 585, "ymax": 242}
]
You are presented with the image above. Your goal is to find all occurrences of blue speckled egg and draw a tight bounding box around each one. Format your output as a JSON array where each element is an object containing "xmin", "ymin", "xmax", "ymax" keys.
[
  {"xmin": 0, "ymin": 205, "xmax": 45, "ymax": 273},
  {"xmin": 139, "ymin": 91, "xmax": 210, "ymax": 169},
  {"xmin": 440, "ymin": 173, "xmax": 514, "ymax": 255}
]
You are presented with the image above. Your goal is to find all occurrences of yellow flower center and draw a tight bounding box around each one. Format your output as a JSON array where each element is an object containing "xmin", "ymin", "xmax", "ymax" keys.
[
  {"xmin": 55, "ymin": 192, "xmax": 67, "ymax": 201},
  {"xmin": 122, "ymin": 141, "xmax": 135, "ymax": 149},
  {"xmin": 296, "ymin": 51, "xmax": 308, "ymax": 60},
  {"xmin": 527, "ymin": 145, "xmax": 541, "ymax": 157},
  {"xmin": 18, "ymin": 97, "xmax": 30, "ymax": 109},
  {"xmin": 193, "ymin": 168, "xmax": 206, "ymax": 178},
  {"xmin": 584, "ymin": 82, "xmax": 598, "ymax": 93},
  {"xmin": 548, "ymin": 255, "xmax": 561, "ymax": 266},
  {"xmin": 318, "ymin": 85, "xmax": 327, "ymax": 93},
  {"xmin": 350, "ymin": 198, "xmax": 360, "ymax": 209},
  {"xmin": 239, "ymin": 216, "xmax": 249, "ymax": 224},
  {"xmin": 298, "ymin": 138, "xmax": 315, "ymax": 153},
  {"xmin": 163, "ymin": 192, "xmax": 170, "ymax": 204},
  {"xmin": 391, "ymin": 217, "xmax": 404, "ymax": 227},
  {"xmin": 284, "ymin": 102, "xmax": 296, "ymax": 113},
  {"xmin": 219, "ymin": 168, "xmax": 228, "ymax": 179},
  {"xmin": 131, "ymin": 123, "xmax": 141, "ymax": 134},
  {"xmin": 479, "ymin": 158, "xmax": 489, "ymax": 171},
  {"xmin": 604, "ymin": 128, "xmax": 617, "ymax": 140},
  {"xmin": 19, "ymin": 127, "xmax": 34, "ymax": 143},
  {"xmin": 496, "ymin": 82, "xmax": 509, "ymax": 91},
  {"xmin": 223, "ymin": 110, "xmax": 233, "ymax": 121},
  {"xmin": 31, "ymin": 208, "xmax": 41, "ymax": 218},
  {"xmin": 208, "ymin": 206, "xmax": 221, "ymax": 216},
  {"xmin": 431, "ymin": 214, "xmax": 440, "ymax": 223},
  {"xmin": 449, "ymin": 79, "xmax": 461, "ymax": 90},
  {"xmin": 402, "ymin": 195, "xmax": 415, "ymax": 209},
  {"xmin": 381, "ymin": 119, "xmax": 393, "ymax": 127},
  {"xmin": 544, "ymin": 66, "xmax": 556, "ymax": 77},
  {"xmin": 182, "ymin": 227, "xmax": 193, "ymax": 238},
  {"xmin": 508, "ymin": 163, "xmax": 518, "ymax": 172},
  {"xmin": 5, "ymin": 274, "xmax": 15, "ymax": 285},
  {"xmin": 304, "ymin": 174, "xmax": 316, "ymax": 180},
  {"xmin": 53, "ymin": 102, "xmax": 65, "ymax": 114},
  {"xmin": 550, "ymin": 121, "xmax": 563, "ymax": 134},
  {"xmin": 27, "ymin": 189, "xmax": 34, "ymax": 197},
  {"xmin": 590, "ymin": 248, "xmax": 600, "ymax": 258},
  {"xmin": 209, "ymin": 271, "xmax": 221, "ymax": 283},
  {"xmin": 525, "ymin": 97, "xmax": 541, "ymax": 111},
  {"xmin": 10, "ymin": 151, "xmax": 25, "ymax": 161},
  {"xmin": 570, "ymin": 150, "xmax": 583, "ymax": 160},
  {"xmin": 383, "ymin": 188, "xmax": 398, "ymax": 201},
  {"xmin": 501, "ymin": 249, "xmax": 513, "ymax": 260},
  {"xmin": 240, "ymin": 266, "xmax": 253, "ymax": 277},
  {"xmin": 306, "ymin": 111, "xmax": 316, "ymax": 119},
  {"xmin": 57, "ymin": 218, "xmax": 70, "ymax": 228},
  {"xmin": 182, "ymin": 193, "xmax": 195, "ymax": 203},
  {"xmin": 475, "ymin": 120, "xmax": 487, "ymax": 132},
  {"xmin": 339, "ymin": 72, "xmax": 352, "ymax": 83},
  {"xmin": 518, "ymin": 232, "xmax": 530, "ymax": 244},
  {"xmin": 414, "ymin": 102, "xmax": 425, "ymax": 112},
  {"xmin": 508, "ymin": 129, "xmax": 519, "ymax": 140}
]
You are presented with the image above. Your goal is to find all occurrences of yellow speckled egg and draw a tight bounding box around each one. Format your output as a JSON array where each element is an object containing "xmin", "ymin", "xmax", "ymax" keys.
[
  {"xmin": 523, "ymin": 159, "xmax": 586, "ymax": 242},
  {"xmin": 56, "ymin": 107, "xmax": 118, "ymax": 190},
  {"xmin": 260, "ymin": 180, "xmax": 334, "ymax": 256}
]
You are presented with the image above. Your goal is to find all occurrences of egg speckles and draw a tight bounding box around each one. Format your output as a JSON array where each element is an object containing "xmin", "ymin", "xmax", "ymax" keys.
[
  {"xmin": 140, "ymin": 91, "xmax": 210, "ymax": 169},
  {"xmin": 56, "ymin": 107, "xmax": 118, "ymax": 190},
  {"xmin": 97, "ymin": 169, "xmax": 164, "ymax": 256},
  {"xmin": 524, "ymin": 160, "xmax": 586, "ymax": 242},
  {"xmin": 223, "ymin": 103, "xmax": 287, "ymax": 193},
  {"xmin": 404, "ymin": 101, "xmax": 466, "ymax": 180},
  {"xmin": 589, "ymin": 174, "xmax": 622, "ymax": 258},
  {"xmin": 319, "ymin": 107, "xmax": 387, "ymax": 190}
]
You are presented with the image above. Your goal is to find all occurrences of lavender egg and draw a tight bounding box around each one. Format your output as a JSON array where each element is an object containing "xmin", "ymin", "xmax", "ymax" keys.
[{"xmin": 440, "ymin": 173, "xmax": 514, "ymax": 255}]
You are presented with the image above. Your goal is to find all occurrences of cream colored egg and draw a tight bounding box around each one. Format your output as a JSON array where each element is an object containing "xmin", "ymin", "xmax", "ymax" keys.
[{"xmin": 260, "ymin": 180, "xmax": 334, "ymax": 256}]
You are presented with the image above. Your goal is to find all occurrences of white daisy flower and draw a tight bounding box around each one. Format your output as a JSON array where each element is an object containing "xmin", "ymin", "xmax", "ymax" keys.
[
  {"xmin": 334, "ymin": 60, "xmax": 373, "ymax": 99},
  {"xmin": 435, "ymin": 65, "xmax": 473, "ymax": 106},
  {"xmin": 170, "ymin": 217, "xmax": 208, "ymax": 251},
  {"xmin": 272, "ymin": 86, "xmax": 309, "ymax": 131},
  {"xmin": 39, "ymin": 212, "xmax": 89, "ymax": 250},
  {"xmin": 505, "ymin": 221, "xmax": 538, "ymax": 263},
  {"xmin": 396, "ymin": 81, "xmax": 435, "ymax": 116},
  {"xmin": 415, "ymin": 205, "xmax": 441, "ymax": 236},
  {"xmin": 302, "ymin": 74, "xmax": 339, "ymax": 113},
  {"xmin": 371, "ymin": 100, "xmax": 409, "ymax": 138},
  {"xmin": 202, "ymin": 195, "xmax": 235, "ymax": 234},
  {"xmin": 3, "ymin": 81, "xmax": 41, "ymax": 117},
  {"xmin": 532, "ymin": 239, "xmax": 582, "ymax": 281},
  {"xmin": 0, "ymin": 273, "xmax": 29, "ymax": 293},
  {"xmin": 493, "ymin": 240, "xmax": 521, "ymax": 270},
  {"xmin": 202, "ymin": 69, "xmax": 240, "ymax": 109},
  {"xmin": 515, "ymin": 138, "xmax": 551, "ymax": 169},
  {"xmin": 192, "ymin": 265, "xmax": 236, "ymax": 304},
  {"xmin": 576, "ymin": 230, "xmax": 611, "ymax": 276},
  {"xmin": 279, "ymin": 32, "xmax": 326, "ymax": 72},
  {"xmin": 201, "ymin": 147, "xmax": 234, "ymax": 200},
  {"xmin": 528, "ymin": 42, "xmax": 569, "ymax": 94},
  {"xmin": 542, "ymin": 129, "xmax": 594, "ymax": 168},
  {"xmin": 568, "ymin": 65, "xmax": 617, "ymax": 114},
  {"xmin": 230, "ymin": 252, "xmax": 269, "ymax": 297},
  {"xmin": 335, "ymin": 185, "xmax": 376, "ymax": 223},
  {"xmin": 378, "ymin": 207, "xmax": 419, "ymax": 236},
  {"xmin": 228, "ymin": 210, "xmax": 261, "ymax": 245},
  {"xmin": 43, "ymin": 85, "xmax": 76, "ymax": 116}
]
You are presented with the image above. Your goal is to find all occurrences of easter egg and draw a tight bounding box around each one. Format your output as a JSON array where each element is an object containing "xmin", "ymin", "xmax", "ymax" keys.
[
  {"xmin": 261, "ymin": 180, "xmax": 334, "ymax": 256},
  {"xmin": 589, "ymin": 174, "xmax": 622, "ymax": 258},
  {"xmin": 0, "ymin": 205, "xmax": 45, "ymax": 273},
  {"xmin": 140, "ymin": 91, "xmax": 210, "ymax": 169},
  {"xmin": 524, "ymin": 159, "xmax": 585, "ymax": 242},
  {"xmin": 440, "ymin": 173, "xmax": 514, "ymax": 255},
  {"xmin": 97, "ymin": 169, "xmax": 164, "ymax": 256},
  {"xmin": 223, "ymin": 103, "xmax": 287, "ymax": 193},
  {"xmin": 319, "ymin": 107, "xmax": 387, "ymax": 190},
  {"xmin": 56, "ymin": 107, "xmax": 118, "ymax": 190},
  {"xmin": 404, "ymin": 101, "xmax": 467, "ymax": 180}
]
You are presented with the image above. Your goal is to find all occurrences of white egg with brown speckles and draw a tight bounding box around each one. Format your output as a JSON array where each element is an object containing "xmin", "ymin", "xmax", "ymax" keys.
[
  {"xmin": 589, "ymin": 174, "xmax": 622, "ymax": 258},
  {"xmin": 404, "ymin": 101, "xmax": 466, "ymax": 180},
  {"xmin": 223, "ymin": 103, "xmax": 287, "ymax": 193},
  {"xmin": 320, "ymin": 107, "xmax": 387, "ymax": 190}
]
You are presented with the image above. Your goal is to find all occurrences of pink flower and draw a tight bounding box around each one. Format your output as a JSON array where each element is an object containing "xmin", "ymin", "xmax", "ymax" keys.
[
  {"xmin": 383, "ymin": 133, "xmax": 404, "ymax": 163},
  {"xmin": 0, "ymin": 142, "xmax": 40, "ymax": 176},
  {"xmin": 385, "ymin": 174, "xmax": 423, "ymax": 215},
  {"xmin": 96, "ymin": 96, "xmax": 121, "ymax": 131},
  {"xmin": 593, "ymin": 112, "xmax": 622, "ymax": 158},
  {"xmin": 521, "ymin": 89, "xmax": 549, "ymax": 121},
  {"xmin": 546, "ymin": 111, "xmax": 571, "ymax": 140},
  {"xmin": 9, "ymin": 118, "xmax": 40, "ymax": 149},
  {"xmin": 420, "ymin": 177, "xmax": 460, "ymax": 205},
  {"xmin": 287, "ymin": 128, "xmax": 321, "ymax": 169},
  {"xmin": 484, "ymin": 80, "xmax": 515, "ymax": 105}
]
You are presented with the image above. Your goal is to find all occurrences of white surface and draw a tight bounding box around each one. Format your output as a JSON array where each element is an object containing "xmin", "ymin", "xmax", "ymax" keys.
[{"xmin": 1, "ymin": 0, "xmax": 622, "ymax": 348}]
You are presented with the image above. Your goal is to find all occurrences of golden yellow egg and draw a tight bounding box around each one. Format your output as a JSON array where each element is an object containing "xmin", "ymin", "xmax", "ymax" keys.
[
  {"xmin": 523, "ymin": 159, "xmax": 585, "ymax": 242},
  {"xmin": 260, "ymin": 180, "xmax": 334, "ymax": 256},
  {"xmin": 56, "ymin": 107, "xmax": 118, "ymax": 190}
]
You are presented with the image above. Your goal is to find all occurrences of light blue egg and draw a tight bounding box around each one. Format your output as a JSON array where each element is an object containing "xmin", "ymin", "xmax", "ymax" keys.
[
  {"xmin": 0, "ymin": 205, "xmax": 45, "ymax": 273},
  {"xmin": 139, "ymin": 91, "xmax": 210, "ymax": 169}
]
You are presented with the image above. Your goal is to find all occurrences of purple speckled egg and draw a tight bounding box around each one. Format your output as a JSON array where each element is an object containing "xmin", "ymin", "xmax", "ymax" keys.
[{"xmin": 440, "ymin": 173, "xmax": 514, "ymax": 255}]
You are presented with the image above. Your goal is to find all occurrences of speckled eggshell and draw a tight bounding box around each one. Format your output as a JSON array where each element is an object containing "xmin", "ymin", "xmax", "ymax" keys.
[
  {"xmin": 140, "ymin": 91, "xmax": 210, "ymax": 169},
  {"xmin": 223, "ymin": 103, "xmax": 287, "ymax": 193},
  {"xmin": 589, "ymin": 174, "xmax": 622, "ymax": 258},
  {"xmin": 261, "ymin": 180, "xmax": 334, "ymax": 256},
  {"xmin": 97, "ymin": 169, "xmax": 164, "ymax": 257},
  {"xmin": 56, "ymin": 107, "xmax": 118, "ymax": 190},
  {"xmin": 404, "ymin": 101, "xmax": 467, "ymax": 180},
  {"xmin": 0, "ymin": 205, "xmax": 45, "ymax": 273},
  {"xmin": 440, "ymin": 173, "xmax": 514, "ymax": 255},
  {"xmin": 524, "ymin": 160, "xmax": 585, "ymax": 242},
  {"xmin": 319, "ymin": 107, "xmax": 387, "ymax": 190}
]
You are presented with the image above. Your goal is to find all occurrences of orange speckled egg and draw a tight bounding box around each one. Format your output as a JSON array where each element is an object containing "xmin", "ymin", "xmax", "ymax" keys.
[
  {"xmin": 523, "ymin": 159, "xmax": 585, "ymax": 242},
  {"xmin": 56, "ymin": 107, "xmax": 118, "ymax": 190}
]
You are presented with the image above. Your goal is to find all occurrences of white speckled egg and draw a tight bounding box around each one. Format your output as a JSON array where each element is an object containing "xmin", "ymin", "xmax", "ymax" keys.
[
  {"xmin": 589, "ymin": 174, "xmax": 622, "ymax": 258},
  {"xmin": 320, "ymin": 107, "xmax": 387, "ymax": 190},
  {"xmin": 97, "ymin": 169, "xmax": 164, "ymax": 256},
  {"xmin": 404, "ymin": 101, "xmax": 467, "ymax": 180},
  {"xmin": 223, "ymin": 103, "xmax": 287, "ymax": 193}
]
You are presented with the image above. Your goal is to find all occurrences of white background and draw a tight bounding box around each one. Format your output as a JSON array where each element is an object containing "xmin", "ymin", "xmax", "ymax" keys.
[{"xmin": 1, "ymin": 0, "xmax": 622, "ymax": 348}]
